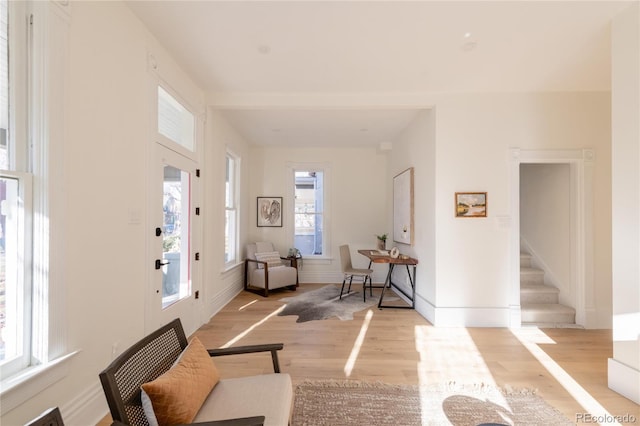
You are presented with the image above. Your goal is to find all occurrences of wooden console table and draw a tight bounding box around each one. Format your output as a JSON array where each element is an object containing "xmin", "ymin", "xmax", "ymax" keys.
[{"xmin": 357, "ymin": 249, "xmax": 418, "ymax": 309}]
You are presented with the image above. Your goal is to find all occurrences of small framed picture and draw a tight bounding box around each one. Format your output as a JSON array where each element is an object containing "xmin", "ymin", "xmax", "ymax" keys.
[
  {"xmin": 455, "ymin": 192, "xmax": 487, "ymax": 218},
  {"xmin": 257, "ymin": 197, "xmax": 283, "ymax": 227}
]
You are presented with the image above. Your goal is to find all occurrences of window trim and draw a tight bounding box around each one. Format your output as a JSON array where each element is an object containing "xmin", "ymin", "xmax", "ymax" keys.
[
  {"xmin": 224, "ymin": 149, "xmax": 240, "ymax": 268},
  {"xmin": 0, "ymin": 171, "xmax": 33, "ymax": 378},
  {"xmin": 155, "ymin": 81, "xmax": 200, "ymax": 162},
  {"xmin": 0, "ymin": 0, "xmax": 71, "ymax": 413},
  {"xmin": 287, "ymin": 162, "xmax": 331, "ymax": 259}
]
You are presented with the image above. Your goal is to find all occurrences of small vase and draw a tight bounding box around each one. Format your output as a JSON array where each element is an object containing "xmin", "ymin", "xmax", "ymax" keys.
[{"xmin": 377, "ymin": 240, "xmax": 386, "ymax": 250}]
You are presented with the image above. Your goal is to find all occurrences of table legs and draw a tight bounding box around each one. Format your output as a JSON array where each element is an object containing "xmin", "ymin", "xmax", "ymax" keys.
[{"xmin": 377, "ymin": 264, "xmax": 416, "ymax": 309}]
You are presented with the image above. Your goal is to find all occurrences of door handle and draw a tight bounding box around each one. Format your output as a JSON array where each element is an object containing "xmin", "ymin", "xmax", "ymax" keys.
[{"xmin": 155, "ymin": 259, "xmax": 170, "ymax": 270}]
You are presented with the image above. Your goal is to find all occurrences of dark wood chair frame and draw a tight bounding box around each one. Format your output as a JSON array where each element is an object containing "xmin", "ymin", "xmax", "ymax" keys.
[
  {"xmin": 99, "ymin": 318, "xmax": 285, "ymax": 426},
  {"xmin": 244, "ymin": 256, "xmax": 298, "ymax": 297},
  {"xmin": 25, "ymin": 407, "xmax": 65, "ymax": 426}
]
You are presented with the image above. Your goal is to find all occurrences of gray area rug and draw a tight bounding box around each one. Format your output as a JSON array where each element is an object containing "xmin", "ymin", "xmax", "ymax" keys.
[
  {"xmin": 292, "ymin": 380, "xmax": 573, "ymax": 426},
  {"xmin": 278, "ymin": 285, "xmax": 379, "ymax": 323}
]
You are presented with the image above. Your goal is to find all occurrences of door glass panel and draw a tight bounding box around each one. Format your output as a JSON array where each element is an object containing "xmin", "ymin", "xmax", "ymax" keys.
[{"xmin": 162, "ymin": 165, "xmax": 191, "ymax": 308}]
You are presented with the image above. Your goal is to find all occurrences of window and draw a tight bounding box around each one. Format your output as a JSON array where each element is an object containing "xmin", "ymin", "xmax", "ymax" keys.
[
  {"xmin": 225, "ymin": 152, "xmax": 239, "ymax": 265},
  {"xmin": 0, "ymin": 0, "xmax": 32, "ymax": 378},
  {"xmin": 0, "ymin": 2, "xmax": 71, "ymax": 409},
  {"xmin": 294, "ymin": 170, "xmax": 324, "ymax": 256},
  {"xmin": 157, "ymin": 86, "xmax": 195, "ymax": 152}
]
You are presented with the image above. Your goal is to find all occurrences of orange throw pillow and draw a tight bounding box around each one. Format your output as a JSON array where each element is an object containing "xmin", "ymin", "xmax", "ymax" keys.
[{"xmin": 141, "ymin": 336, "xmax": 220, "ymax": 426}]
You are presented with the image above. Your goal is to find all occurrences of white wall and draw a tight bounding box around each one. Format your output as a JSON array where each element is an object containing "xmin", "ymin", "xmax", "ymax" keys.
[
  {"xmin": 248, "ymin": 146, "xmax": 390, "ymax": 284},
  {"xmin": 389, "ymin": 110, "xmax": 437, "ymax": 313},
  {"xmin": 610, "ymin": 2, "xmax": 640, "ymax": 404},
  {"xmin": 401, "ymin": 93, "xmax": 611, "ymax": 327},
  {"xmin": 203, "ymin": 109, "xmax": 252, "ymax": 319},
  {"xmin": 520, "ymin": 164, "xmax": 572, "ymax": 305},
  {"xmin": 0, "ymin": 1, "xmax": 220, "ymax": 424}
]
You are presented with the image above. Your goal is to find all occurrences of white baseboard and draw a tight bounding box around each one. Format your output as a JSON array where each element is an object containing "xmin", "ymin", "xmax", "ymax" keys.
[
  {"xmin": 206, "ymin": 282, "xmax": 242, "ymax": 321},
  {"xmin": 60, "ymin": 381, "xmax": 108, "ymax": 426},
  {"xmin": 509, "ymin": 305, "xmax": 522, "ymax": 328},
  {"xmin": 414, "ymin": 293, "xmax": 510, "ymax": 327},
  {"xmin": 608, "ymin": 358, "xmax": 640, "ymax": 404},
  {"xmin": 298, "ymin": 271, "xmax": 342, "ymax": 284},
  {"xmin": 414, "ymin": 293, "xmax": 435, "ymax": 325},
  {"xmin": 433, "ymin": 306, "xmax": 511, "ymax": 327}
]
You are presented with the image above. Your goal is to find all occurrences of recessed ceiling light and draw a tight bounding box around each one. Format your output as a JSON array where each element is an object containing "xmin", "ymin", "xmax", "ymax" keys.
[{"xmin": 461, "ymin": 32, "xmax": 477, "ymax": 52}]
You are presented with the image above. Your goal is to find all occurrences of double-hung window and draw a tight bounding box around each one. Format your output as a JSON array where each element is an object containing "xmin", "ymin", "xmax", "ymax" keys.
[
  {"xmin": 1, "ymin": 1, "xmax": 70, "ymax": 409},
  {"xmin": 294, "ymin": 170, "xmax": 324, "ymax": 256},
  {"xmin": 0, "ymin": 0, "xmax": 32, "ymax": 378},
  {"xmin": 225, "ymin": 151, "xmax": 239, "ymax": 265}
]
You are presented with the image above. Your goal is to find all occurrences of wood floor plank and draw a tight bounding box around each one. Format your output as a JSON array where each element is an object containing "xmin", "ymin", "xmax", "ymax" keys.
[{"xmin": 97, "ymin": 284, "xmax": 639, "ymax": 425}]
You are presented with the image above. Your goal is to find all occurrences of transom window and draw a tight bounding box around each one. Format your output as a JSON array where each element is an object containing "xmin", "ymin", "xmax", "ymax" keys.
[{"xmin": 157, "ymin": 86, "xmax": 195, "ymax": 152}]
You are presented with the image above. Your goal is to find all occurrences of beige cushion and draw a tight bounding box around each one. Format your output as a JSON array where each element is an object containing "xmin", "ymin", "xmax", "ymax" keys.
[
  {"xmin": 254, "ymin": 251, "xmax": 283, "ymax": 269},
  {"xmin": 193, "ymin": 373, "xmax": 293, "ymax": 426},
  {"xmin": 255, "ymin": 241, "xmax": 274, "ymax": 253},
  {"xmin": 141, "ymin": 337, "xmax": 220, "ymax": 426},
  {"xmin": 250, "ymin": 266, "xmax": 298, "ymax": 290}
]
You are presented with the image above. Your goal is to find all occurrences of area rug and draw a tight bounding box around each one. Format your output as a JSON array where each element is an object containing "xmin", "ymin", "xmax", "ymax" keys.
[
  {"xmin": 278, "ymin": 285, "xmax": 380, "ymax": 323},
  {"xmin": 291, "ymin": 380, "xmax": 573, "ymax": 426}
]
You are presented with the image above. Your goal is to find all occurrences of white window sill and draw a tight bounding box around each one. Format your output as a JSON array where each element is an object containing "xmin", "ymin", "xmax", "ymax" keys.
[
  {"xmin": 298, "ymin": 256, "xmax": 333, "ymax": 265},
  {"xmin": 0, "ymin": 350, "xmax": 80, "ymax": 413},
  {"xmin": 222, "ymin": 261, "xmax": 243, "ymax": 274}
]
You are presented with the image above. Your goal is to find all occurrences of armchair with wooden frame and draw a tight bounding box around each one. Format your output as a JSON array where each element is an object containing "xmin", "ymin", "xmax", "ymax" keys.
[
  {"xmin": 99, "ymin": 318, "xmax": 292, "ymax": 426},
  {"xmin": 244, "ymin": 242, "xmax": 298, "ymax": 297}
]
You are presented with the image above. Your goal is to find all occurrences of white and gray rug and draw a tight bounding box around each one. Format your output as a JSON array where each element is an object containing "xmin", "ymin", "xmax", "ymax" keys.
[{"xmin": 278, "ymin": 285, "xmax": 380, "ymax": 323}]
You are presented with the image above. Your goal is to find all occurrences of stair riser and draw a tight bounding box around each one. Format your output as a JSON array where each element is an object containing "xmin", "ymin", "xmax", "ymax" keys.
[
  {"xmin": 521, "ymin": 310, "xmax": 575, "ymax": 323},
  {"xmin": 520, "ymin": 273, "xmax": 544, "ymax": 285},
  {"xmin": 521, "ymin": 292, "xmax": 559, "ymax": 304},
  {"xmin": 520, "ymin": 256, "xmax": 532, "ymax": 268}
]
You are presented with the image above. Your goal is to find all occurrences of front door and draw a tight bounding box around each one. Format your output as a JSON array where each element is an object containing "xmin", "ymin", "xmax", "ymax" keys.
[{"xmin": 147, "ymin": 145, "xmax": 200, "ymax": 334}]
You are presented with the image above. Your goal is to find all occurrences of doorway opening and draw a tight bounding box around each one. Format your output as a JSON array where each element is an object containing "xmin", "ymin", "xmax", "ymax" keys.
[{"xmin": 509, "ymin": 149, "xmax": 594, "ymax": 328}]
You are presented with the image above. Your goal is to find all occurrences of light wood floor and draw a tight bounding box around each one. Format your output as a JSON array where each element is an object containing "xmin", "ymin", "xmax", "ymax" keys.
[{"xmin": 99, "ymin": 284, "xmax": 639, "ymax": 425}]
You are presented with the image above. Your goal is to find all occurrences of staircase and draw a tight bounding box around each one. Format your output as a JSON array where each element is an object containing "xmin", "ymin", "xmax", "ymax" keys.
[{"xmin": 520, "ymin": 253, "xmax": 577, "ymax": 327}]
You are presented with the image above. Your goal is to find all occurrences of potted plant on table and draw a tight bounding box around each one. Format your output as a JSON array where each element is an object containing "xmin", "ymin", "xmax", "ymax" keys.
[{"xmin": 376, "ymin": 233, "xmax": 388, "ymax": 250}]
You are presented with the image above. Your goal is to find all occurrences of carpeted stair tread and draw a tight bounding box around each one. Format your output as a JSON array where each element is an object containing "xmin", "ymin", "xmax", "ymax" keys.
[
  {"xmin": 520, "ymin": 283, "xmax": 559, "ymax": 293},
  {"xmin": 521, "ymin": 303, "xmax": 576, "ymax": 324},
  {"xmin": 520, "ymin": 267, "xmax": 545, "ymax": 275},
  {"xmin": 521, "ymin": 303, "xmax": 575, "ymax": 313}
]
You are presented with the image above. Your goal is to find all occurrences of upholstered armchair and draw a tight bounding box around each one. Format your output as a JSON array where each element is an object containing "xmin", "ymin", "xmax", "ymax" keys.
[
  {"xmin": 245, "ymin": 242, "xmax": 298, "ymax": 297},
  {"xmin": 99, "ymin": 318, "xmax": 292, "ymax": 426}
]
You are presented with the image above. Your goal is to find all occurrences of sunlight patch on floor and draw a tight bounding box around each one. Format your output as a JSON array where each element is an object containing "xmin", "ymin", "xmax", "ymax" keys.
[
  {"xmin": 414, "ymin": 326, "xmax": 506, "ymax": 424},
  {"xmin": 511, "ymin": 328, "xmax": 620, "ymax": 425},
  {"xmin": 238, "ymin": 299, "xmax": 258, "ymax": 311},
  {"xmin": 344, "ymin": 309, "xmax": 374, "ymax": 377},
  {"xmin": 221, "ymin": 305, "xmax": 285, "ymax": 348},
  {"xmin": 414, "ymin": 326, "xmax": 499, "ymax": 387}
]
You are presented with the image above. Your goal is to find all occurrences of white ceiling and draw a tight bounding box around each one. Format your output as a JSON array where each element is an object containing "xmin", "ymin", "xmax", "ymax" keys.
[{"xmin": 126, "ymin": 1, "xmax": 632, "ymax": 147}]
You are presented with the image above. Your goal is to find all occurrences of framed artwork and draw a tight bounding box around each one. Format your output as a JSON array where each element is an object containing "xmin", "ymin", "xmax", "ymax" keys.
[
  {"xmin": 393, "ymin": 167, "xmax": 414, "ymax": 245},
  {"xmin": 455, "ymin": 192, "xmax": 487, "ymax": 218},
  {"xmin": 257, "ymin": 197, "xmax": 283, "ymax": 227}
]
